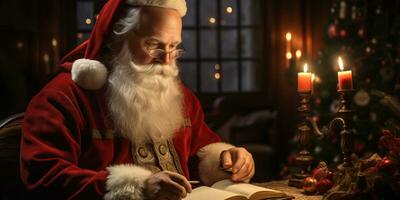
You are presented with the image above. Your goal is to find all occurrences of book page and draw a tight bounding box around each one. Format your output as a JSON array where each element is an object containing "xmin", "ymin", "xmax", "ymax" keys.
[
  {"xmin": 212, "ymin": 180, "xmax": 286, "ymax": 200},
  {"xmin": 183, "ymin": 186, "xmax": 247, "ymax": 200}
]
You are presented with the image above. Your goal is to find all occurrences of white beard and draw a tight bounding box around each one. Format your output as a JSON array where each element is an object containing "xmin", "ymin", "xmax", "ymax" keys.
[{"xmin": 107, "ymin": 46, "xmax": 184, "ymax": 143}]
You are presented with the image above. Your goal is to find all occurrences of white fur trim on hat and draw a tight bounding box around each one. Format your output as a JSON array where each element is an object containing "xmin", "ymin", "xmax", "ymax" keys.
[
  {"xmin": 71, "ymin": 58, "xmax": 108, "ymax": 90},
  {"xmin": 197, "ymin": 142, "xmax": 235, "ymax": 186},
  {"xmin": 104, "ymin": 164, "xmax": 153, "ymax": 200},
  {"xmin": 126, "ymin": 0, "xmax": 187, "ymax": 17}
]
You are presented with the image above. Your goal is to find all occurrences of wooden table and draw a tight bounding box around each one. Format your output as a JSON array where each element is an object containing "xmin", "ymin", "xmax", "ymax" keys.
[{"xmin": 256, "ymin": 180, "xmax": 322, "ymax": 200}]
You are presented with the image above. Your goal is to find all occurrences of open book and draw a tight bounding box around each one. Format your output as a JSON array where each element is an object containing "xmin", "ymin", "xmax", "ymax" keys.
[{"xmin": 184, "ymin": 179, "xmax": 290, "ymax": 200}]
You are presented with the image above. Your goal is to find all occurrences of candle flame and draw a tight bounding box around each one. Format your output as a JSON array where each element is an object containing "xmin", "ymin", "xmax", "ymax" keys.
[
  {"xmin": 303, "ymin": 63, "xmax": 308, "ymax": 73},
  {"xmin": 338, "ymin": 56, "xmax": 344, "ymax": 70},
  {"xmin": 285, "ymin": 32, "xmax": 292, "ymax": 41}
]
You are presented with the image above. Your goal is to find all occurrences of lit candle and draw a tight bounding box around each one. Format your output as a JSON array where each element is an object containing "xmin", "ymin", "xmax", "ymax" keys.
[
  {"xmin": 298, "ymin": 63, "xmax": 312, "ymax": 92},
  {"xmin": 337, "ymin": 57, "xmax": 353, "ymax": 90}
]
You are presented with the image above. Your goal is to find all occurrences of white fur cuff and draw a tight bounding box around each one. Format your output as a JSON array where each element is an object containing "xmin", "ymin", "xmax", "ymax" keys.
[
  {"xmin": 71, "ymin": 58, "xmax": 108, "ymax": 90},
  {"xmin": 104, "ymin": 164, "xmax": 152, "ymax": 200},
  {"xmin": 197, "ymin": 142, "xmax": 235, "ymax": 186},
  {"xmin": 126, "ymin": 0, "xmax": 187, "ymax": 17}
]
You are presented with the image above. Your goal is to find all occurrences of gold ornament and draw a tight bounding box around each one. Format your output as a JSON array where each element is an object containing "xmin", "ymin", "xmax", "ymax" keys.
[{"xmin": 303, "ymin": 176, "xmax": 318, "ymax": 194}]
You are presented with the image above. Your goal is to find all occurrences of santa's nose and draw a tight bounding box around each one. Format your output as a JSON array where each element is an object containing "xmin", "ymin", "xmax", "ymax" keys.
[{"xmin": 159, "ymin": 53, "xmax": 171, "ymax": 65}]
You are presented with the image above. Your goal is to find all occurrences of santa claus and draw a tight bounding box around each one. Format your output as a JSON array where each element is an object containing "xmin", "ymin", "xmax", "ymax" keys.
[{"xmin": 20, "ymin": 0, "xmax": 254, "ymax": 199}]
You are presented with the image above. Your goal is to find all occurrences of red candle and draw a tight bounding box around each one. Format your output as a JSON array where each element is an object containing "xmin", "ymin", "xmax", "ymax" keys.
[
  {"xmin": 298, "ymin": 64, "xmax": 312, "ymax": 92},
  {"xmin": 337, "ymin": 57, "xmax": 353, "ymax": 90}
]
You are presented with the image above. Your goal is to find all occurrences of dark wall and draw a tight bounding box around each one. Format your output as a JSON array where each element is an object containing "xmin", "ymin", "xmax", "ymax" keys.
[
  {"xmin": 0, "ymin": 0, "xmax": 75, "ymax": 119},
  {"xmin": 263, "ymin": 0, "xmax": 333, "ymax": 161}
]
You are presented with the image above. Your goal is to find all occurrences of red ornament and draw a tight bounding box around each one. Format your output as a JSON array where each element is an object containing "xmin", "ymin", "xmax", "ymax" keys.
[
  {"xmin": 339, "ymin": 29, "xmax": 347, "ymax": 38},
  {"xmin": 380, "ymin": 129, "xmax": 400, "ymax": 156},
  {"xmin": 377, "ymin": 158, "xmax": 397, "ymax": 176},
  {"xmin": 316, "ymin": 178, "xmax": 334, "ymax": 194},
  {"xmin": 328, "ymin": 24, "xmax": 338, "ymax": 38},
  {"xmin": 354, "ymin": 141, "xmax": 366, "ymax": 155},
  {"xmin": 358, "ymin": 28, "xmax": 365, "ymax": 38},
  {"xmin": 366, "ymin": 166, "xmax": 378, "ymax": 175}
]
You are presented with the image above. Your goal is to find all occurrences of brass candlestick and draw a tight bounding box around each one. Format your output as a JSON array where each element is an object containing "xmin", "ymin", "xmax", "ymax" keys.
[
  {"xmin": 308, "ymin": 88, "xmax": 355, "ymax": 169},
  {"xmin": 288, "ymin": 91, "xmax": 314, "ymax": 188},
  {"xmin": 336, "ymin": 88, "xmax": 354, "ymax": 169},
  {"xmin": 289, "ymin": 88, "xmax": 355, "ymax": 188}
]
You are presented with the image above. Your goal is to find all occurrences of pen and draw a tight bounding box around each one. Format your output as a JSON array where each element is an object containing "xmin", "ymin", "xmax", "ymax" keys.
[{"xmin": 189, "ymin": 180, "xmax": 200, "ymax": 184}]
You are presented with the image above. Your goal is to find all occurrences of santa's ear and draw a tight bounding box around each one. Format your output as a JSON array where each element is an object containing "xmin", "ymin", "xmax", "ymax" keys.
[{"xmin": 71, "ymin": 58, "xmax": 108, "ymax": 90}]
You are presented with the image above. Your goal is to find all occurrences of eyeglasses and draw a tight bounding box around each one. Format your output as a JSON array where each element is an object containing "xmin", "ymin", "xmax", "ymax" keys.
[
  {"xmin": 132, "ymin": 30, "xmax": 185, "ymax": 60},
  {"xmin": 146, "ymin": 48, "xmax": 185, "ymax": 60}
]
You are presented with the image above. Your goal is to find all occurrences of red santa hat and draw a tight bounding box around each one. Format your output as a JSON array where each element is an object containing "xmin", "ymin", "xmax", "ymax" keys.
[{"xmin": 60, "ymin": 0, "xmax": 187, "ymax": 90}]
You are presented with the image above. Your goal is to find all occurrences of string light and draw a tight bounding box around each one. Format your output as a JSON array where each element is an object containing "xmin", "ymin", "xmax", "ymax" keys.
[
  {"xmin": 16, "ymin": 41, "xmax": 24, "ymax": 49},
  {"xmin": 295, "ymin": 50, "xmax": 302, "ymax": 59},
  {"xmin": 85, "ymin": 18, "xmax": 92, "ymax": 25},
  {"xmin": 214, "ymin": 63, "xmax": 221, "ymax": 70},
  {"xmin": 52, "ymin": 38, "xmax": 58, "ymax": 47},
  {"xmin": 214, "ymin": 72, "xmax": 221, "ymax": 80},
  {"xmin": 285, "ymin": 32, "xmax": 292, "ymax": 41},
  {"xmin": 286, "ymin": 52, "xmax": 292, "ymax": 59},
  {"xmin": 43, "ymin": 53, "xmax": 50, "ymax": 63},
  {"xmin": 77, "ymin": 33, "xmax": 84, "ymax": 39},
  {"xmin": 226, "ymin": 7, "xmax": 233, "ymax": 13},
  {"xmin": 209, "ymin": 17, "xmax": 216, "ymax": 24}
]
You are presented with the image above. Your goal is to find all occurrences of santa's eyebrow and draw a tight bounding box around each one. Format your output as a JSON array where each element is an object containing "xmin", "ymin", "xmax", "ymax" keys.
[
  {"xmin": 145, "ymin": 38, "xmax": 161, "ymax": 43},
  {"xmin": 145, "ymin": 37, "xmax": 181, "ymax": 46}
]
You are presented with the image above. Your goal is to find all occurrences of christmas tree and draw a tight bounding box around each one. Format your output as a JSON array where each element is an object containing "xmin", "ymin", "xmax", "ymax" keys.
[{"xmin": 311, "ymin": 0, "xmax": 400, "ymax": 165}]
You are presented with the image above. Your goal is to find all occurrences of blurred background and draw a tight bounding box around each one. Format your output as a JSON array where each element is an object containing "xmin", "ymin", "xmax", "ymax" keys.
[{"xmin": 1, "ymin": 0, "xmax": 399, "ymax": 183}]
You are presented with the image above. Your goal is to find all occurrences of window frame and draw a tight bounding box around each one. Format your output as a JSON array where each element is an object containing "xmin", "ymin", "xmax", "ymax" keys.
[{"xmin": 179, "ymin": 0, "xmax": 265, "ymax": 94}]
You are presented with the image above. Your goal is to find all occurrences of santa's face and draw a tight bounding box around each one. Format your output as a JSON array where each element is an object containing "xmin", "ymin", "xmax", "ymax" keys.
[
  {"xmin": 128, "ymin": 7, "xmax": 182, "ymax": 66},
  {"xmin": 107, "ymin": 44, "xmax": 184, "ymax": 143}
]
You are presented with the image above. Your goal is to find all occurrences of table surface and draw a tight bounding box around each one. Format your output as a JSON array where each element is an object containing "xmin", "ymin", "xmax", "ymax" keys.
[{"xmin": 256, "ymin": 180, "xmax": 322, "ymax": 200}]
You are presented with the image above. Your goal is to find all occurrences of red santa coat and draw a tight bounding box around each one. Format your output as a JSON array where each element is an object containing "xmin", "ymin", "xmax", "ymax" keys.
[
  {"xmin": 20, "ymin": 71, "xmax": 233, "ymax": 199},
  {"xmin": 20, "ymin": 1, "xmax": 234, "ymax": 199}
]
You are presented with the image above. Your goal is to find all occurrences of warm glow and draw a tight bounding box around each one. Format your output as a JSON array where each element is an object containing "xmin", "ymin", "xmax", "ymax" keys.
[
  {"xmin": 286, "ymin": 52, "xmax": 292, "ymax": 59},
  {"xmin": 209, "ymin": 17, "xmax": 216, "ymax": 24},
  {"xmin": 16, "ymin": 41, "xmax": 24, "ymax": 49},
  {"xmin": 295, "ymin": 50, "xmax": 302, "ymax": 59},
  {"xmin": 52, "ymin": 38, "xmax": 58, "ymax": 47},
  {"xmin": 214, "ymin": 63, "xmax": 221, "ymax": 70},
  {"xmin": 226, "ymin": 7, "xmax": 233, "ymax": 13},
  {"xmin": 338, "ymin": 56, "xmax": 344, "ymax": 70},
  {"xmin": 312, "ymin": 73, "xmax": 315, "ymax": 82},
  {"xmin": 77, "ymin": 33, "xmax": 84, "ymax": 39},
  {"xmin": 314, "ymin": 75, "xmax": 322, "ymax": 83},
  {"xmin": 303, "ymin": 63, "xmax": 308, "ymax": 73},
  {"xmin": 285, "ymin": 32, "xmax": 292, "ymax": 41},
  {"xmin": 85, "ymin": 18, "xmax": 92, "ymax": 25},
  {"xmin": 43, "ymin": 53, "xmax": 50, "ymax": 63},
  {"xmin": 214, "ymin": 72, "xmax": 221, "ymax": 80}
]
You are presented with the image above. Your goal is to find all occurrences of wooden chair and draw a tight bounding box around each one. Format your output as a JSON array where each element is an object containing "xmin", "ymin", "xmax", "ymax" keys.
[{"xmin": 0, "ymin": 113, "xmax": 26, "ymax": 199}]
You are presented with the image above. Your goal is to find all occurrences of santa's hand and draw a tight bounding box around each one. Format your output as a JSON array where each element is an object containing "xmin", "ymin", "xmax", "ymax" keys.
[
  {"xmin": 144, "ymin": 170, "xmax": 192, "ymax": 200},
  {"xmin": 220, "ymin": 147, "xmax": 255, "ymax": 182}
]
